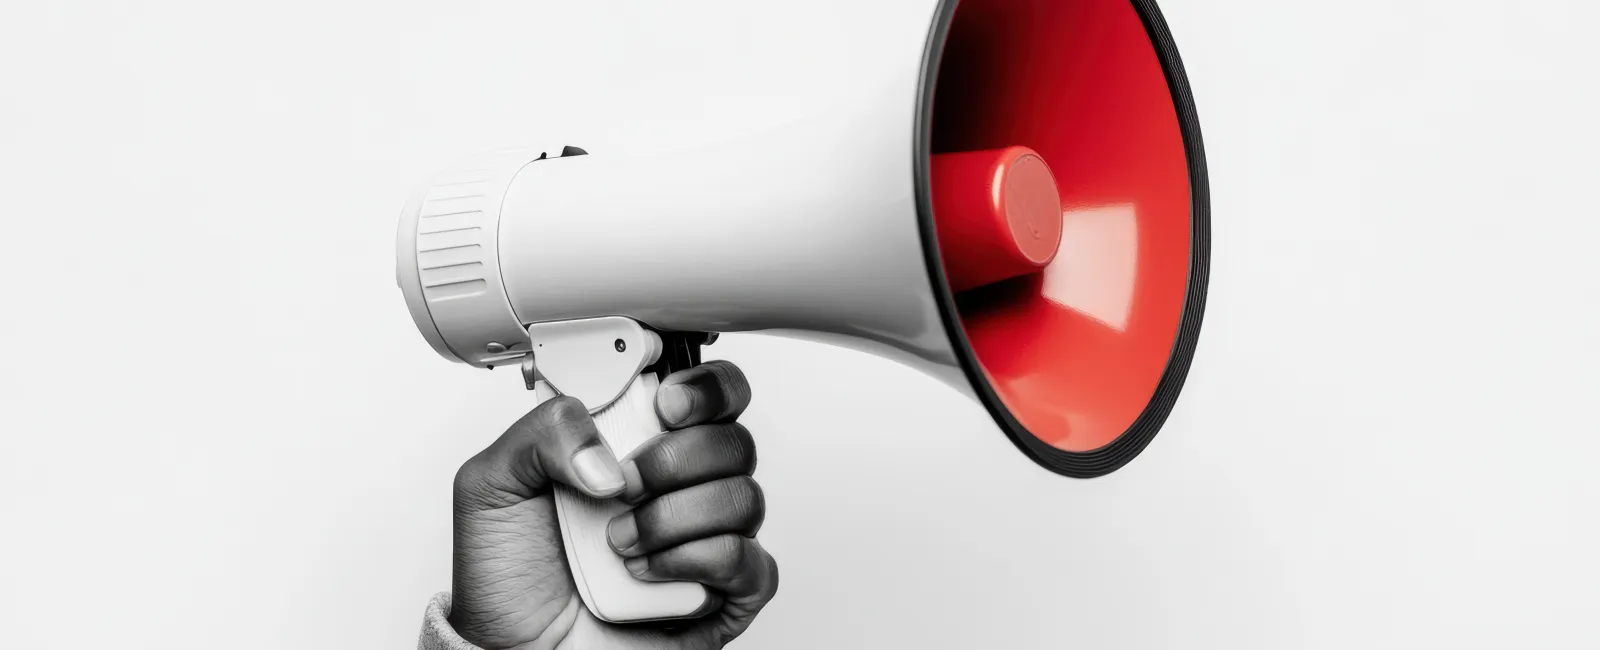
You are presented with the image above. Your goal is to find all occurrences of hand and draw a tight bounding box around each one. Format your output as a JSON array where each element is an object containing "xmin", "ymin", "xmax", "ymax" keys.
[{"xmin": 447, "ymin": 361, "xmax": 778, "ymax": 650}]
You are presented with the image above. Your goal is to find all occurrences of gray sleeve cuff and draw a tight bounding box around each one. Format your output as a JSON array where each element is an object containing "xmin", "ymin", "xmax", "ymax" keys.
[{"xmin": 418, "ymin": 593, "xmax": 483, "ymax": 650}]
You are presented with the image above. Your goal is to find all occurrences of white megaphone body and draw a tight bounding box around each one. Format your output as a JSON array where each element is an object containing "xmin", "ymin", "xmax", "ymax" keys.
[{"xmin": 396, "ymin": 0, "xmax": 1209, "ymax": 624}]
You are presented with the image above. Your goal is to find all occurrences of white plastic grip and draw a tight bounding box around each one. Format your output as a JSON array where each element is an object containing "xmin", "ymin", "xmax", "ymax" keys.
[{"xmin": 533, "ymin": 374, "xmax": 710, "ymax": 623}]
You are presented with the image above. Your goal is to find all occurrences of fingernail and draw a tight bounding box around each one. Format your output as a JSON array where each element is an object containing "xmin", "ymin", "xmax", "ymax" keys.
[
  {"xmin": 624, "ymin": 556, "xmax": 649, "ymax": 577},
  {"xmin": 658, "ymin": 384, "xmax": 693, "ymax": 425},
  {"xmin": 608, "ymin": 513, "xmax": 639, "ymax": 553},
  {"xmin": 619, "ymin": 460, "xmax": 645, "ymax": 503},
  {"xmin": 572, "ymin": 446, "xmax": 625, "ymax": 496}
]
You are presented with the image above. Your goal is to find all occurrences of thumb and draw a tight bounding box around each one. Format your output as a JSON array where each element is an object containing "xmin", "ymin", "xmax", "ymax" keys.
[{"xmin": 455, "ymin": 396, "xmax": 626, "ymax": 510}]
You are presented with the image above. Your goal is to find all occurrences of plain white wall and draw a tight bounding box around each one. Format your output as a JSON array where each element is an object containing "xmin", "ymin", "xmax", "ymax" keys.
[{"xmin": 2, "ymin": 1, "xmax": 1597, "ymax": 648}]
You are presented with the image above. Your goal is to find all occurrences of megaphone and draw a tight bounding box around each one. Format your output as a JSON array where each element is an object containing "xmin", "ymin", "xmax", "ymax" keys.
[{"xmin": 396, "ymin": 0, "xmax": 1208, "ymax": 624}]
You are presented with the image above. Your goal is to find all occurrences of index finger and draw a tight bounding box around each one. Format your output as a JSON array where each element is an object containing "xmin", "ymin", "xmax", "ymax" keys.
[{"xmin": 655, "ymin": 360, "xmax": 752, "ymax": 428}]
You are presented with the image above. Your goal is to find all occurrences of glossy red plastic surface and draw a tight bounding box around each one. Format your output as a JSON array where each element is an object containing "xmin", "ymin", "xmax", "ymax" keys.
[
  {"xmin": 932, "ymin": 0, "xmax": 1192, "ymax": 452},
  {"xmin": 930, "ymin": 147, "xmax": 1064, "ymax": 292}
]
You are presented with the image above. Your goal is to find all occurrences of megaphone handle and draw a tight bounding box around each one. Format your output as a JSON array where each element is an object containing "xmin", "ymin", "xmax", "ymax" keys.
[{"xmin": 536, "ymin": 375, "xmax": 711, "ymax": 623}]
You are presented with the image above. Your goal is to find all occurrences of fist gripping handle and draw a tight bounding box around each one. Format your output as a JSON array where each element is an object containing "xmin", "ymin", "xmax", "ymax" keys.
[
  {"xmin": 523, "ymin": 320, "xmax": 717, "ymax": 623},
  {"xmin": 534, "ymin": 375, "xmax": 710, "ymax": 623}
]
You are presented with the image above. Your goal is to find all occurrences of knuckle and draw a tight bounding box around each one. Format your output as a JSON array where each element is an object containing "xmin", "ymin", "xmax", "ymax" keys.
[
  {"xmin": 646, "ymin": 435, "xmax": 690, "ymax": 483},
  {"xmin": 715, "ymin": 422, "xmax": 757, "ymax": 471},
  {"xmin": 640, "ymin": 493, "xmax": 682, "ymax": 533},
  {"xmin": 703, "ymin": 359, "xmax": 746, "ymax": 384},
  {"xmin": 727, "ymin": 476, "xmax": 764, "ymax": 511},
  {"xmin": 701, "ymin": 359, "xmax": 738, "ymax": 383},
  {"xmin": 704, "ymin": 362, "xmax": 751, "ymax": 408},
  {"xmin": 706, "ymin": 535, "xmax": 747, "ymax": 582},
  {"xmin": 746, "ymin": 481, "xmax": 768, "ymax": 531},
  {"xmin": 722, "ymin": 476, "xmax": 766, "ymax": 531}
]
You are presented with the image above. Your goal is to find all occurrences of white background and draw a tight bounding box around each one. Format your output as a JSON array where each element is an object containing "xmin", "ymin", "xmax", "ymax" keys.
[{"xmin": 2, "ymin": 1, "xmax": 1597, "ymax": 648}]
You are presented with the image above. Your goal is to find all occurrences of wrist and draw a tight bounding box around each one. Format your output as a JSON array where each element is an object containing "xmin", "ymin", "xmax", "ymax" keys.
[
  {"xmin": 445, "ymin": 599, "xmax": 514, "ymax": 650},
  {"xmin": 446, "ymin": 592, "xmax": 580, "ymax": 650}
]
